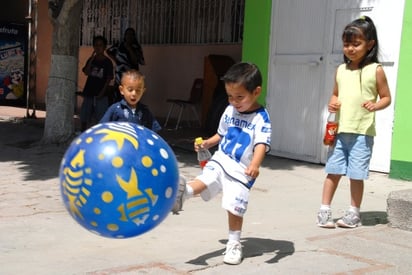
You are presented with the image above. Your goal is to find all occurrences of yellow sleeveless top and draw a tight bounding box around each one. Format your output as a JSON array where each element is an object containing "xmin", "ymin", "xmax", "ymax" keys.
[{"xmin": 336, "ymin": 62, "xmax": 379, "ymax": 136}]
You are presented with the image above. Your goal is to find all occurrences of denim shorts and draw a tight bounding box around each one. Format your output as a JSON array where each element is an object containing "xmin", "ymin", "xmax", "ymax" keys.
[{"xmin": 325, "ymin": 133, "xmax": 374, "ymax": 180}]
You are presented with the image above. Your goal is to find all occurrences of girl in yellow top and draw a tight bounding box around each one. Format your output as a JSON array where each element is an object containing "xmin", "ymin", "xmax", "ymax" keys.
[{"xmin": 317, "ymin": 16, "xmax": 391, "ymax": 228}]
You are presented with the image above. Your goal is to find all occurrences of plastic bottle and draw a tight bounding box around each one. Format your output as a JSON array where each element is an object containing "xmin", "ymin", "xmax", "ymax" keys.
[
  {"xmin": 323, "ymin": 112, "xmax": 339, "ymax": 146},
  {"xmin": 195, "ymin": 137, "xmax": 211, "ymax": 168}
]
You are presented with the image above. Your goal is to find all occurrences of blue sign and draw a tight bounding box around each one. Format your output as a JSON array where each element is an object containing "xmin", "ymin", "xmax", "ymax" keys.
[{"xmin": 0, "ymin": 22, "xmax": 27, "ymax": 104}]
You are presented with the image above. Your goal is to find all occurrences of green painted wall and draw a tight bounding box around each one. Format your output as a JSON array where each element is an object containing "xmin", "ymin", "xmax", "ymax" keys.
[
  {"xmin": 242, "ymin": 0, "xmax": 272, "ymax": 105},
  {"xmin": 390, "ymin": 1, "xmax": 412, "ymax": 180}
]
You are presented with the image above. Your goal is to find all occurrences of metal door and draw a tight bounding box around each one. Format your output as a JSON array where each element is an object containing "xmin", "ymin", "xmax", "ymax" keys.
[{"xmin": 267, "ymin": 0, "xmax": 329, "ymax": 163}]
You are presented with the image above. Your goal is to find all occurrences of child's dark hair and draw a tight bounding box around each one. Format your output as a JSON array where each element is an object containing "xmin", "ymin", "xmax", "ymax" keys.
[
  {"xmin": 121, "ymin": 69, "xmax": 145, "ymax": 85},
  {"xmin": 222, "ymin": 62, "xmax": 262, "ymax": 92},
  {"xmin": 93, "ymin": 35, "xmax": 108, "ymax": 46},
  {"xmin": 342, "ymin": 16, "xmax": 379, "ymax": 68}
]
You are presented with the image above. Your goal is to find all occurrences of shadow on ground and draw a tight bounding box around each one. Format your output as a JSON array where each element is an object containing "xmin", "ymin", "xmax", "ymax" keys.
[
  {"xmin": 361, "ymin": 211, "xmax": 388, "ymax": 226},
  {"xmin": 186, "ymin": 237, "xmax": 295, "ymax": 265},
  {"xmin": 329, "ymin": 211, "xmax": 388, "ymax": 226},
  {"xmin": 0, "ymin": 118, "xmax": 67, "ymax": 181}
]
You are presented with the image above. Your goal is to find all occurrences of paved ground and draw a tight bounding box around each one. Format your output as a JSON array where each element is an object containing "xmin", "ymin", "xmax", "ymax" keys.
[{"xmin": 1, "ymin": 106, "xmax": 412, "ymax": 274}]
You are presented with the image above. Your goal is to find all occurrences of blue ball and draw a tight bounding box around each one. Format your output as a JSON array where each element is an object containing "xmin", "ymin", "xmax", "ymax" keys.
[{"xmin": 59, "ymin": 122, "xmax": 179, "ymax": 238}]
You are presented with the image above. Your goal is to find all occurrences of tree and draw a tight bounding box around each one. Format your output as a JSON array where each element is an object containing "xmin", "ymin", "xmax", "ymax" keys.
[{"xmin": 42, "ymin": 0, "xmax": 83, "ymax": 144}]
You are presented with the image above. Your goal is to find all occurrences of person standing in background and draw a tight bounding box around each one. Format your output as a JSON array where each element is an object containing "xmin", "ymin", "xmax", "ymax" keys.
[
  {"xmin": 107, "ymin": 28, "xmax": 145, "ymax": 102},
  {"xmin": 80, "ymin": 35, "xmax": 114, "ymax": 132}
]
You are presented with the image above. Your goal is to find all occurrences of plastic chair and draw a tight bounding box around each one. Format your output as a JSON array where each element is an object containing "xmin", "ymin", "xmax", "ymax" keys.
[{"xmin": 164, "ymin": 78, "xmax": 203, "ymax": 130}]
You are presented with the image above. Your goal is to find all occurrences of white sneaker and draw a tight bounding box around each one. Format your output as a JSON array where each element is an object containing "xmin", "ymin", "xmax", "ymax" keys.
[
  {"xmin": 223, "ymin": 241, "xmax": 243, "ymax": 265},
  {"xmin": 336, "ymin": 210, "xmax": 361, "ymax": 228},
  {"xmin": 317, "ymin": 209, "xmax": 335, "ymax": 228},
  {"xmin": 171, "ymin": 175, "xmax": 186, "ymax": 215}
]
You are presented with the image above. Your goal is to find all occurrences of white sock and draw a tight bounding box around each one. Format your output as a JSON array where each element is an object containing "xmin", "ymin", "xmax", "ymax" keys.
[
  {"xmin": 349, "ymin": 206, "xmax": 360, "ymax": 215},
  {"xmin": 228, "ymin": 230, "xmax": 241, "ymax": 243},
  {"xmin": 320, "ymin": 204, "xmax": 331, "ymax": 210},
  {"xmin": 184, "ymin": 185, "xmax": 194, "ymax": 199}
]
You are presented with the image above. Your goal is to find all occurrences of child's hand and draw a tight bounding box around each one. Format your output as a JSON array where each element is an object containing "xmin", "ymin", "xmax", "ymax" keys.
[
  {"xmin": 194, "ymin": 138, "xmax": 214, "ymax": 152},
  {"xmin": 194, "ymin": 139, "xmax": 207, "ymax": 152},
  {"xmin": 328, "ymin": 101, "xmax": 341, "ymax": 112},
  {"xmin": 362, "ymin": 101, "xmax": 377, "ymax": 112},
  {"xmin": 194, "ymin": 141, "xmax": 201, "ymax": 152},
  {"xmin": 245, "ymin": 165, "xmax": 259, "ymax": 179}
]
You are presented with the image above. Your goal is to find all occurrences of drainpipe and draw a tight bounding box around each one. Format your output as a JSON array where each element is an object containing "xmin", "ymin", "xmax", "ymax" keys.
[{"xmin": 25, "ymin": 0, "xmax": 38, "ymax": 118}]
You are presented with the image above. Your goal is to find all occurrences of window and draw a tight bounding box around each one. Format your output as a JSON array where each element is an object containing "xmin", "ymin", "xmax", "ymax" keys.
[{"xmin": 80, "ymin": 0, "xmax": 244, "ymax": 46}]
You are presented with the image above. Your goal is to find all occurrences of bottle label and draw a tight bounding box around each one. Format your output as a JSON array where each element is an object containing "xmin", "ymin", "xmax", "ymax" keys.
[
  {"xmin": 323, "ymin": 121, "xmax": 338, "ymax": 146},
  {"xmin": 199, "ymin": 160, "xmax": 208, "ymax": 169}
]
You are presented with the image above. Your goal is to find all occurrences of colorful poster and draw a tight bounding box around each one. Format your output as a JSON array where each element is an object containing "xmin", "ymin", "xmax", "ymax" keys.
[{"xmin": 0, "ymin": 22, "xmax": 27, "ymax": 104}]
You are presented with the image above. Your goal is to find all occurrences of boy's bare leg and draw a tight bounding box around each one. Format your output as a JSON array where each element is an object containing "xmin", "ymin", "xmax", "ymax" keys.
[
  {"xmin": 224, "ymin": 211, "xmax": 243, "ymax": 264},
  {"xmin": 189, "ymin": 179, "xmax": 207, "ymax": 195},
  {"xmin": 172, "ymin": 177, "xmax": 207, "ymax": 214},
  {"xmin": 228, "ymin": 211, "xmax": 243, "ymax": 231}
]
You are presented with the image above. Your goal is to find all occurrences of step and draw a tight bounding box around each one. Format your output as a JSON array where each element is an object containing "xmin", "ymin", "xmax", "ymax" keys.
[{"xmin": 387, "ymin": 189, "xmax": 412, "ymax": 231}]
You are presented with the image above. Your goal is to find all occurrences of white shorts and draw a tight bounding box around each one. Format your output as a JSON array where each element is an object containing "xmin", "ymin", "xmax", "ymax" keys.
[{"xmin": 196, "ymin": 161, "xmax": 250, "ymax": 217}]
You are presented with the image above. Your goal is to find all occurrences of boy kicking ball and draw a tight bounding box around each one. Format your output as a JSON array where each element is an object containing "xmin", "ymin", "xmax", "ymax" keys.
[{"xmin": 172, "ymin": 62, "xmax": 272, "ymax": 265}]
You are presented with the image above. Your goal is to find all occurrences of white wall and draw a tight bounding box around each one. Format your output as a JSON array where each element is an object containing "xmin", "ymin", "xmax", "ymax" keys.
[{"xmin": 78, "ymin": 44, "xmax": 242, "ymax": 120}]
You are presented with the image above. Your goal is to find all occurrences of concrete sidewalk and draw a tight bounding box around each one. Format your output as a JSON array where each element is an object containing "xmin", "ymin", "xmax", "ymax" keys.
[{"xmin": 0, "ymin": 106, "xmax": 412, "ymax": 274}]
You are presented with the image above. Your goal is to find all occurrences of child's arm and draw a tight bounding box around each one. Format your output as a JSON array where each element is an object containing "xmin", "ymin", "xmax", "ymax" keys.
[
  {"xmin": 97, "ymin": 61, "xmax": 114, "ymax": 98},
  {"xmin": 82, "ymin": 52, "xmax": 95, "ymax": 76},
  {"xmin": 99, "ymin": 105, "xmax": 113, "ymax": 123},
  {"xmin": 244, "ymin": 143, "xmax": 267, "ymax": 179},
  {"xmin": 106, "ymin": 45, "xmax": 118, "ymax": 62},
  {"xmin": 362, "ymin": 66, "xmax": 391, "ymax": 111},
  {"xmin": 194, "ymin": 134, "xmax": 221, "ymax": 152},
  {"xmin": 328, "ymin": 70, "xmax": 341, "ymax": 112}
]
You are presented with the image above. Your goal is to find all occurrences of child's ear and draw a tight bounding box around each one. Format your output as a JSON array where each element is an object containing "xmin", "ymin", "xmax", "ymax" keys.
[{"xmin": 254, "ymin": 86, "xmax": 262, "ymax": 96}]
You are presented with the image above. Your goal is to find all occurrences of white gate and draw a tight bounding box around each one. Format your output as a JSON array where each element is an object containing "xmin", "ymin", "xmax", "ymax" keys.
[{"xmin": 267, "ymin": 0, "xmax": 404, "ymax": 172}]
